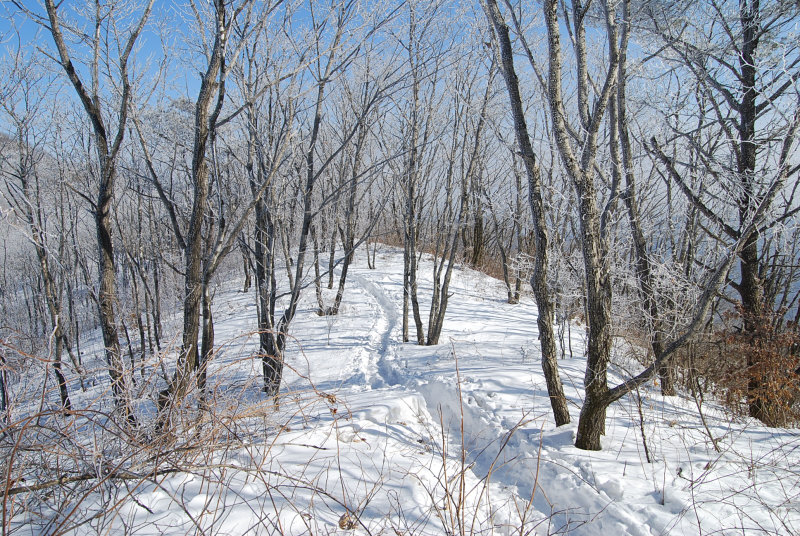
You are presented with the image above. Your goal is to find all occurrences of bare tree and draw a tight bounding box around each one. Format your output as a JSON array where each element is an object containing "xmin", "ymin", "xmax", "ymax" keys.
[
  {"xmin": 241, "ymin": 0, "xmax": 392, "ymax": 399},
  {"xmin": 0, "ymin": 55, "xmax": 81, "ymax": 412},
  {"xmin": 483, "ymin": 0, "xmax": 571, "ymax": 426},
  {"xmin": 13, "ymin": 0, "xmax": 155, "ymax": 422},
  {"xmin": 424, "ymin": 57, "xmax": 487, "ymax": 347},
  {"xmin": 316, "ymin": 69, "xmax": 390, "ymax": 317},
  {"xmin": 130, "ymin": 0, "xmax": 291, "ymax": 418},
  {"xmin": 238, "ymin": 12, "xmax": 300, "ymax": 401},
  {"xmin": 604, "ymin": 0, "xmax": 677, "ymax": 395},
  {"xmin": 483, "ymin": 157, "xmax": 527, "ymax": 305},
  {"xmin": 646, "ymin": 0, "xmax": 800, "ymax": 422},
  {"xmin": 175, "ymin": 0, "xmax": 243, "ymax": 403},
  {"xmin": 398, "ymin": 1, "xmax": 433, "ymax": 345}
]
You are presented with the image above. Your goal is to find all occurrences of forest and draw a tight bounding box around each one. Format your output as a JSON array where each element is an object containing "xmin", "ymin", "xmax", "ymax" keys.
[{"xmin": 0, "ymin": 0, "xmax": 798, "ymax": 533}]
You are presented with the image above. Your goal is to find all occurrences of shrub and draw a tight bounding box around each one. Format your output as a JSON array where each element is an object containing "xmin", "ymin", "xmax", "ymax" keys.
[{"xmin": 714, "ymin": 307, "xmax": 800, "ymax": 427}]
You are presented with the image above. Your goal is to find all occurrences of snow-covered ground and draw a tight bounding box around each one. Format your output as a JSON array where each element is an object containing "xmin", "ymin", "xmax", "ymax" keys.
[{"xmin": 4, "ymin": 246, "xmax": 799, "ymax": 535}]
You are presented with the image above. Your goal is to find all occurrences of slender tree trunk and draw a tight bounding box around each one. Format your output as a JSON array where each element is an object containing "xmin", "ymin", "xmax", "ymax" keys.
[
  {"xmin": 126, "ymin": 257, "xmax": 146, "ymax": 367},
  {"xmin": 366, "ymin": 237, "xmax": 376, "ymax": 270},
  {"xmin": 329, "ymin": 113, "xmax": 369, "ymax": 316},
  {"xmin": 42, "ymin": 0, "xmax": 153, "ymax": 424},
  {"xmin": 470, "ymin": 210, "xmax": 484, "ymax": 267},
  {"xmin": 312, "ymin": 225, "xmax": 327, "ymax": 314},
  {"xmin": 259, "ymin": 14, "xmax": 349, "ymax": 396},
  {"xmin": 485, "ymin": 0, "xmax": 570, "ymax": 426},
  {"xmin": 240, "ymin": 237, "xmax": 252, "ymax": 293},
  {"xmin": 22, "ymin": 180, "xmax": 75, "ymax": 411},
  {"xmin": 331, "ymin": 249, "xmax": 352, "ymax": 314},
  {"xmin": 243, "ymin": 68, "xmax": 282, "ymax": 399},
  {"xmin": 741, "ymin": 230, "xmax": 766, "ymax": 419},
  {"xmin": 53, "ymin": 335, "xmax": 71, "ymax": 412},
  {"xmin": 198, "ymin": 279, "xmax": 214, "ymax": 407},
  {"xmin": 610, "ymin": 0, "xmax": 674, "ymax": 395},
  {"xmin": 0, "ymin": 346, "xmax": 9, "ymax": 426},
  {"xmin": 168, "ymin": 0, "xmax": 228, "ymax": 413},
  {"xmin": 737, "ymin": 0, "xmax": 768, "ymax": 422},
  {"xmin": 402, "ymin": 153, "xmax": 425, "ymax": 344},
  {"xmin": 254, "ymin": 191, "xmax": 280, "ymax": 396},
  {"xmin": 409, "ymin": 243, "xmax": 425, "ymax": 345},
  {"xmin": 402, "ymin": 244, "xmax": 410, "ymax": 342},
  {"xmin": 426, "ymin": 238, "xmax": 459, "ymax": 346},
  {"xmin": 541, "ymin": 0, "xmax": 621, "ymax": 446},
  {"xmin": 151, "ymin": 259, "xmax": 162, "ymax": 352},
  {"xmin": 97, "ymin": 170, "xmax": 134, "ymax": 421},
  {"xmin": 328, "ymin": 225, "xmax": 337, "ymax": 290}
]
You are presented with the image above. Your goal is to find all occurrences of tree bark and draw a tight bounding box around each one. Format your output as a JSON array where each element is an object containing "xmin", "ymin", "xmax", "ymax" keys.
[
  {"xmin": 240, "ymin": 237, "xmax": 252, "ymax": 293},
  {"xmin": 484, "ymin": 0, "xmax": 570, "ymax": 426},
  {"xmin": 0, "ymin": 346, "xmax": 8, "ymax": 426},
  {"xmin": 737, "ymin": 0, "xmax": 768, "ymax": 421},
  {"xmin": 178, "ymin": 0, "xmax": 228, "ymax": 399},
  {"xmin": 609, "ymin": 0, "xmax": 674, "ymax": 395},
  {"xmin": 540, "ymin": 0, "xmax": 621, "ymax": 447},
  {"xmin": 42, "ymin": 0, "xmax": 154, "ymax": 423}
]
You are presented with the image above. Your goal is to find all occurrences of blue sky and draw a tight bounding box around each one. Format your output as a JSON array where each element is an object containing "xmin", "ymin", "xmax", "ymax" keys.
[{"xmin": 1, "ymin": 1, "xmax": 205, "ymax": 107}]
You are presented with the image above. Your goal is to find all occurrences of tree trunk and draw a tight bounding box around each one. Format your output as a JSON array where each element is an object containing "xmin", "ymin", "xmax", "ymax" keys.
[
  {"xmin": 541, "ymin": 0, "xmax": 621, "ymax": 445},
  {"xmin": 23, "ymin": 177, "xmax": 76, "ymax": 411},
  {"xmin": 575, "ymin": 393, "xmax": 607, "ymax": 451},
  {"xmin": 470, "ymin": 210, "xmax": 484, "ymax": 267},
  {"xmin": 53, "ymin": 335, "xmax": 72, "ymax": 412},
  {"xmin": 610, "ymin": 0, "xmax": 675, "ymax": 395},
  {"xmin": 0, "ymin": 346, "xmax": 9, "ymax": 426},
  {"xmin": 741, "ymin": 232, "xmax": 767, "ymax": 420},
  {"xmin": 402, "ymin": 245, "xmax": 410, "ymax": 342},
  {"xmin": 311, "ymin": 226, "xmax": 323, "ymax": 313},
  {"xmin": 253, "ymin": 190, "xmax": 280, "ymax": 397},
  {"xmin": 198, "ymin": 279, "xmax": 214, "ymax": 408},
  {"xmin": 328, "ymin": 225, "xmax": 337, "ymax": 290},
  {"xmin": 240, "ymin": 237, "xmax": 252, "ymax": 293},
  {"xmin": 485, "ymin": 0, "xmax": 571, "ymax": 426},
  {"xmin": 262, "ymin": 332, "xmax": 284, "ymax": 401},
  {"xmin": 409, "ymin": 245, "xmax": 425, "ymax": 345},
  {"xmin": 329, "ymin": 112, "xmax": 369, "ymax": 316},
  {"xmin": 169, "ymin": 0, "xmax": 228, "ymax": 413},
  {"xmin": 97, "ymin": 174, "xmax": 134, "ymax": 421},
  {"xmin": 151, "ymin": 258, "xmax": 163, "ymax": 352},
  {"xmin": 330, "ymin": 226, "xmax": 354, "ymax": 315},
  {"xmin": 737, "ymin": 0, "xmax": 768, "ymax": 422},
  {"xmin": 43, "ymin": 0, "xmax": 154, "ymax": 424}
]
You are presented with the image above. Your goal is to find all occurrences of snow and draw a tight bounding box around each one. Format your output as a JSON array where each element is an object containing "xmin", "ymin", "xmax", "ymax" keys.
[{"xmin": 5, "ymin": 246, "xmax": 799, "ymax": 535}]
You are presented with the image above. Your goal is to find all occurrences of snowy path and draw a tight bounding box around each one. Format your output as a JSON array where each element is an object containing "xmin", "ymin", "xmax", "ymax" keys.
[
  {"xmin": 10, "ymin": 246, "xmax": 799, "ymax": 535},
  {"xmin": 309, "ymin": 253, "xmax": 799, "ymax": 536},
  {"xmin": 349, "ymin": 269, "xmax": 403, "ymax": 388},
  {"xmin": 119, "ymin": 250, "xmax": 800, "ymax": 535}
]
